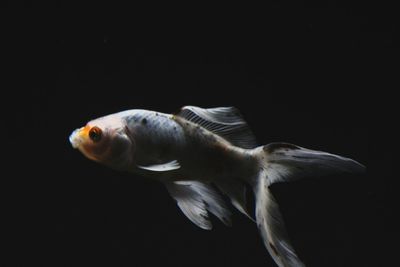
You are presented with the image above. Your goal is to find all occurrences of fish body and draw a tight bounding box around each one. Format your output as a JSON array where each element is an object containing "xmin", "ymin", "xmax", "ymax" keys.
[
  {"xmin": 70, "ymin": 106, "xmax": 365, "ymax": 267},
  {"xmin": 71, "ymin": 109, "xmax": 255, "ymax": 182}
]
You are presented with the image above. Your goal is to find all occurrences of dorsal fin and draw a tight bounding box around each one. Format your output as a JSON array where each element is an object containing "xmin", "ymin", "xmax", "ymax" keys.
[{"xmin": 177, "ymin": 106, "xmax": 258, "ymax": 149}]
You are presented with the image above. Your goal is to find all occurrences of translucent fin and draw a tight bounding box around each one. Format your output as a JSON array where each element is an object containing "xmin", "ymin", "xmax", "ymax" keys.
[
  {"xmin": 214, "ymin": 179, "xmax": 255, "ymax": 221},
  {"xmin": 253, "ymin": 142, "xmax": 365, "ymax": 266},
  {"xmin": 137, "ymin": 160, "xmax": 181, "ymax": 172},
  {"xmin": 177, "ymin": 106, "xmax": 258, "ymax": 149},
  {"xmin": 165, "ymin": 181, "xmax": 232, "ymax": 230},
  {"xmin": 255, "ymin": 172, "xmax": 305, "ymax": 267},
  {"xmin": 262, "ymin": 143, "xmax": 365, "ymax": 186}
]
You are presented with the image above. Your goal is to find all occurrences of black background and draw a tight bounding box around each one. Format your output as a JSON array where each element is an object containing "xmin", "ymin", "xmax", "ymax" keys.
[{"xmin": 5, "ymin": 3, "xmax": 396, "ymax": 267}]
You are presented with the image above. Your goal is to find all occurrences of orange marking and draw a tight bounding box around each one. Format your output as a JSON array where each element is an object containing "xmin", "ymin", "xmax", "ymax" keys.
[{"xmin": 79, "ymin": 125, "xmax": 91, "ymax": 138}]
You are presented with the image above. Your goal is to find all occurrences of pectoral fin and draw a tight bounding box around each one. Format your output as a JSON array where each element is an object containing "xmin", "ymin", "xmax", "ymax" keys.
[{"xmin": 137, "ymin": 160, "xmax": 181, "ymax": 172}]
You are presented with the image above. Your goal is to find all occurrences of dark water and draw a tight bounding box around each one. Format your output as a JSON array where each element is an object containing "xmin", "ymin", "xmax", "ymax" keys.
[{"xmin": 5, "ymin": 5, "xmax": 395, "ymax": 267}]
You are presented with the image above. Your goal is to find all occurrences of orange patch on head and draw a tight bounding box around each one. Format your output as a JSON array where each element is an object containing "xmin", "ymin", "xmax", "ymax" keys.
[{"xmin": 79, "ymin": 125, "xmax": 91, "ymax": 138}]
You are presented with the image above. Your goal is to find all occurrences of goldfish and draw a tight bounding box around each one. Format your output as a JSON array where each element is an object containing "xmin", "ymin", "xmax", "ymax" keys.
[{"xmin": 69, "ymin": 106, "xmax": 365, "ymax": 267}]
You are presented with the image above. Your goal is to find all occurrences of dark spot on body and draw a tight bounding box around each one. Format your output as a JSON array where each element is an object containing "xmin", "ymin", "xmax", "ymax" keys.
[
  {"xmin": 142, "ymin": 118, "xmax": 147, "ymax": 125},
  {"xmin": 269, "ymin": 242, "xmax": 279, "ymax": 256},
  {"xmin": 264, "ymin": 143, "xmax": 299, "ymax": 153}
]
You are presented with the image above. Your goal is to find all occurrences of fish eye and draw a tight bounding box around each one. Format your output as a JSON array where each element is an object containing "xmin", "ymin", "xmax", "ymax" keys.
[{"xmin": 89, "ymin": 126, "xmax": 102, "ymax": 142}]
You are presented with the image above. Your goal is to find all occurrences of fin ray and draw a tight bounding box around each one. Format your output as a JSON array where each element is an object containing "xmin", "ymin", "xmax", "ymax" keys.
[
  {"xmin": 177, "ymin": 106, "xmax": 258, "ymax": 149},
  {"xmin": 256, "ymin": 171, "xmax": 306, "ymax": 267},
  {"xmin": 165, "ymin": 181, "xmax": 232, "ymax": 229},
  {"xmin": 214, "ymin": 179, "xmax": 255, "ymax": 221},
  {"xmin": 254, "ymin": 142, "xmax": 365, "ymax": 266},
  {"xmin": 262, "ymin": 142, "xmax": 365, "ymax": 185}
]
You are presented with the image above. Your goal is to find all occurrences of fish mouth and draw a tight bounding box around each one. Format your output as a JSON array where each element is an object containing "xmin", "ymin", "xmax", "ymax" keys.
[{"xmin": 69, "ymin": 128, "xmax": 83, "ymax": 149}]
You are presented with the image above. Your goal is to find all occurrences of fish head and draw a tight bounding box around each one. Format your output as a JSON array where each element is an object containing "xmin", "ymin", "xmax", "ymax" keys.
[{"xmin": 69, "ymin": 115, "xmax": 134, "ymax": 169}]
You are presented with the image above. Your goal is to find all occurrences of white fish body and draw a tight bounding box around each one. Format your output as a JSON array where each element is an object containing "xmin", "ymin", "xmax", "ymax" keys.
[{"xmin": 70, "ymin": 106, "xmax": 365, "ymax": 267}]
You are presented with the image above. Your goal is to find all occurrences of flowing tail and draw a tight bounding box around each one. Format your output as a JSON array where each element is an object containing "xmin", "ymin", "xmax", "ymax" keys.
[
  {"xmin": 252, "ymin": 143, "xmax": 365, "ymax": 267},
  {"xmin": 163, "ymin": 106, "xmax": 365, "ymax": 266}
]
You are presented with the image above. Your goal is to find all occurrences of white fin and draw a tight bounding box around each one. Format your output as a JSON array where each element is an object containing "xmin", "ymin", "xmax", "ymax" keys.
[
  {"xmin": 177, "ymin": 106, "xmax": 258, "ymax": 149},
  {"xmin": 256, "ymin": 172, "xmax": 305, "ymax": 267},
  {"xmin": 214, "ymin": 179, "xmax": 255, "ymax": 221},
  {"xmin": 262, "ymin": 143, "xmax": 365, "ymax": 186},
  {"xmin": 137, "ymin": 160, "xmax": 181, "ymax": 172},
  {"xmin": 165, "ymin": 181, "xmax": 232, "ymax": 230},
  {"xmin": 254, "ymin": 143, "xmax": 365, "ymax": 266}
]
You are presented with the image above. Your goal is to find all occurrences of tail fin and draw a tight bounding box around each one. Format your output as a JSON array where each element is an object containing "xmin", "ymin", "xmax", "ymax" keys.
[{"xmin": 253, "ymin": 143, "xmax": 365, "ymax": 267}]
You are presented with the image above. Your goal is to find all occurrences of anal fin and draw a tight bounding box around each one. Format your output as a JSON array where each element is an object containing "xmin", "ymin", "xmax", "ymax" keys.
[
  {"xmin": 165, "ymin": 181, "xmax": 232, "ymax": 230},
  {"xmin": 214, "ymin": 179, "xmax": 255, "ymax": 222}
]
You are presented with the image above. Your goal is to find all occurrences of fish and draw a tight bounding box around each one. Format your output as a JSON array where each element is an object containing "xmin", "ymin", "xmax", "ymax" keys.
[{"xmin": 69, "ymin": 106, "xmax": 365, "ymax": 267}]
